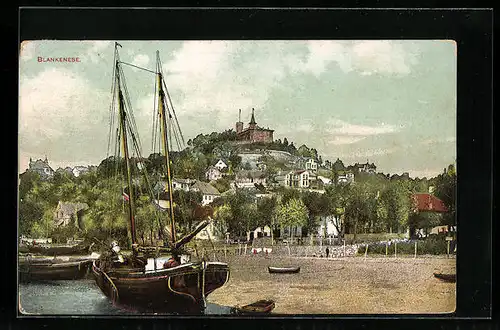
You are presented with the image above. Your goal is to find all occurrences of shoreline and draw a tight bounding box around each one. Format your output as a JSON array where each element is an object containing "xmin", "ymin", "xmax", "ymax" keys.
[{"xmin": 207, "ymin": 255, "xmax": 456, "ymax": 314}]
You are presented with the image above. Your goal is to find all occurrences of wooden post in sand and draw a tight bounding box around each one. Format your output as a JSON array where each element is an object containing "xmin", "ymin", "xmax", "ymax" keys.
[
  {"xmin": 394, "ymin": 242, "xmax": 397, "ymax": 258},
  {"xmin": 224, "ymin": 244, "xmax": 227, "ymax": 260},
  {"xmin": 244, "ymin": 244, "xmax": 247, "ymax": 255},
  {"xmin": 414, "ymin": 241, "xmax": 417, "ymax": 259},
  {"xmin": 238, "ymin": 243, "xmax": 241, "ymax": 255},
  {"xmin": 385, "ymin": 242, "xmax": 388, "ymax": 256},
  {"xmin": 364, "ymin": 244, "xmax": 368, "ymax": 259},
  {"xmin": 288, "ymin": 243, "xmax": 291, "ymax": 256},
  {"xmin": 447, "ymin": 240, "xmax": 450, "ymax": 258}
]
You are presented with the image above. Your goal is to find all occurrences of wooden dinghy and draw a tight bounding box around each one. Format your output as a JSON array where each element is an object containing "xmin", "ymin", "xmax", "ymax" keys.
[
  {"xmin": 268, "ymin": 266, "xmax": 300, "ymax": 274},
  {"xmin": 19, "ymin": 257, "xmax": 93, "ymax": 282},
  {"xmin": 433, "ymin": 273, "xmax": 456, "ymax": 283},
  {"xmin": 233, "ymin": 300, "xmax": 276, "ymax": 314},
  {"xmin": 19, "ymin": 242, "xmax": 91, "ymax": 256}
]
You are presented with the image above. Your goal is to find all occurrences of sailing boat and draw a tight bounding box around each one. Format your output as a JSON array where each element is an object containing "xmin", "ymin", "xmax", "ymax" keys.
[{"xmin": 92, "ymin": 43, "xmax": 229, "ymax": 312}]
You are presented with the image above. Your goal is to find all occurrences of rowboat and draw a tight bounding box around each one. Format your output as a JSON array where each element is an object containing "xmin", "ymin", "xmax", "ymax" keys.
[
  {"xmin": 433, "ymin": 272, "xmax": 456, "ymax": 283},
  {"xmin": 19, "ymin": 257, "xmax": 93, "ymax": 282},
  {"xmin": 233, "ymin": 300, "xmax": 275, "ymax": 314},
  {"xmin": 268, "ymin": 266, "xmax": 300, "ymax": 274}
]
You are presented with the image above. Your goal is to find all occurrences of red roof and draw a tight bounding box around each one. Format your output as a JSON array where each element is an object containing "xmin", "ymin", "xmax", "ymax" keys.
[{"xmin": 412, "ymin": 193, "xmax": 448, "ymax": 213}]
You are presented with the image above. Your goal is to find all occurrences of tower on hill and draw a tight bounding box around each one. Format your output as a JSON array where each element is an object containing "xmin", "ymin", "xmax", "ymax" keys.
[{"xmin": 235, "ymin": 108, "xmax": 274, "ymax": 144}]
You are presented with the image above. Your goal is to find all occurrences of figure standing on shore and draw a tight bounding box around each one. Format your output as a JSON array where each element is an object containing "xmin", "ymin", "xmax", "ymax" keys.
[{"xmin": 326, "ymin": 247, "xmax": 330, "ymax": 258}]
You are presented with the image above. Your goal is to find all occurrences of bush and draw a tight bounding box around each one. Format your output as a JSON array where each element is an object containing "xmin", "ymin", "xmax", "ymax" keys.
[{"xmin": 358, "ymin": 237, "xmax": 453, "ymax": 256}]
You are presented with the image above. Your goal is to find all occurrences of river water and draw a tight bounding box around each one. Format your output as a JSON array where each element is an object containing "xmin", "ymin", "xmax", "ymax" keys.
[{"xmin": 18, "ymin": 279, "xmax": 233, "ymax": 316}]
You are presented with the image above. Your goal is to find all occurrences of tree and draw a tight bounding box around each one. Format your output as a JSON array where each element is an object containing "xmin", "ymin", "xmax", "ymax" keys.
[
  {"xmin": 214, "ymin": 204, "xmax": 232, "ymax": 237},
  {"xmin": 301, "ymin": 192, "xmax": 329, "ymax": 236},
  {"xmin": 297, "ymin": 145, "xmax": 311, "ymax": 158},
  {"xmin": 211, "ymin": 178, "xmax": 232, "ymax": 193},
  {"xmin": 256, "ymin": 196, "xmax": 277, "ymax": 228},
  {"xmin": 135, "ymin": 196, "xmax": 162, "ymax": 245},
  {"xmin": 433, "ymin": 164, "xmax": 456, "ymax": 227},
  {"xmin": 172, "ymin": 190, "xmax": 203, "ymax": 232},
  {"xmin": 408, "ymin": 212, "xmax": 442, "ymax": 238},
  {"xmin": 379, "ymin": 181, "xmax": 412, "ymax": 234},
  {"xmin": 343, "ymin": 183, "xmax": 379, "ymax": 239},
  {"xmin": 228, "ymin": 154, "xmax": 242, "ymax": 170},
  {"xmin": 276, "ymin": 198, "xmax": 308, "ymax": 242}
]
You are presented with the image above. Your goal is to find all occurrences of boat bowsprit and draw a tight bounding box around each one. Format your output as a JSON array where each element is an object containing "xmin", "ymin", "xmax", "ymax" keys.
[{"xmin": 268, "ymin": 266, "xmax": 300, "ymax": 274}]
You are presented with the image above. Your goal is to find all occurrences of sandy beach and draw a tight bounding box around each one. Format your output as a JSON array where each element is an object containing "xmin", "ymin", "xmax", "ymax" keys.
[{"xmin": 207, "ymin": 255, "xmax": 456, "ymax": 314}]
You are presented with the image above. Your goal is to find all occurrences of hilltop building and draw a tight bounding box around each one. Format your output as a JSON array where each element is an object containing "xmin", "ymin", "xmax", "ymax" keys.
[
  {"xmin": 28, "ymin": 156, "xmax": 55, "ymax": 179},
  {"xmin": 235, "ymin": 108, "xmax": 274, "ymax": 144},
  {"xmin": 347, "ymin": 161, "xmax": 377, "ymax": 174}
]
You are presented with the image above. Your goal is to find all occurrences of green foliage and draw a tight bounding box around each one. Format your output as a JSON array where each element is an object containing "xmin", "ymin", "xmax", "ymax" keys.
[
  {"xmin": 210, "ymin": 178, "xmax": 231, "ymax": 193},
  {"xmin": 276, "ymin": 198, "xmax": 309, "ymax": 228},
  {"xmin": 359, "ymin": 236, "xmax": 450, "ymax": 255},
  {"xmin": 432, "ymin": 165, "xmax": 456, "ymax": 226},
  {"xmin": 172, "ymin": 190, "xmax": 203, "ymax": 232}
]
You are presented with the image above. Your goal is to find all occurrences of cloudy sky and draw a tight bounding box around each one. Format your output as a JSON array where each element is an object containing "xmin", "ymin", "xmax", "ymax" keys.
[{"xmin": 19, "ymin": 40, "xmax": 456, "ymax": 178}]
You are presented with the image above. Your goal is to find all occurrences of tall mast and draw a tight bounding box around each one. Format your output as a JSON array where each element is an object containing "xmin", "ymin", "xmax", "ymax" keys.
[
  {"xmin": 156, "ymin": 51, "xmax": 177, "ymax": 243},
  {"xmin": 116, "ymin": 57, "xmax": 137, "ymax": 245}
]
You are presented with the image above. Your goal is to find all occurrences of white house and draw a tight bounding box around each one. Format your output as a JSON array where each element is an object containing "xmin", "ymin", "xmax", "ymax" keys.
[
  {"xmin": 317, "ymin": 175, "xmax": 332, "ymax": 185},
  {"xmin": 191, "ymin": 181, "xmax": 221, "ymax": 205},
  {"xmin": 205, "ymin": 166, "xmax": 223, "ymax": 181},
  {"xmin": 285, "ymin": 170, "xmax": 311, "ymax": 188},
  {"xmin": 72, "ymin": 166, "xmax": 90, "ymax": 177},
  {"xmin": 305, "ymin": 158, "xmax": 318, "ymax": 172},
  {"xmin": 214, "ymin": 159, "xmax": 228, "ymax": 171},
  {"xmin": 317, "ymin": 215, "xmax": 342, "ymax": 238},
  {"xmin": 172, "ymin": 178, "xmax": 195, "ymax": 191},
  {"xmin": 337, "ymin": 171, "xmax": 355, "ymax": 185},
  {"xmin": 247, "ymin": 225, "xmax": 272, "ymax": 241},
  {"xmin": 235, "ymin": 170, "xmax": 267, "ymax": 188}
]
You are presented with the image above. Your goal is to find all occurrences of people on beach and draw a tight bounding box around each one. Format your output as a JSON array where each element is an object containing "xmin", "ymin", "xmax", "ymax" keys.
[{"xmin": 326, "ymin": 247, "xmax": 330, "ymax": 258}]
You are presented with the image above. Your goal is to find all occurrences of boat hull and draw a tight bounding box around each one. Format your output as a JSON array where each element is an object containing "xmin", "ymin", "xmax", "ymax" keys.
[
  {"xmin": 433, "ymin": 273, "xmax": 456, "ymax": 283},
  {"xmin": 19, "ymin": 259, "xmax": 92, "ymax": 282},
  {"xmin": 19, "ymin": 244, "xmax": 90, "ymax": 256},
  {"xmin": 234, "ymin": 299, "xmax": 276, "ymax": 314},
  {"xmin": 92, "ymin": 259, "xmax": 230, "ymax": 312},
  {"xmin": 268, "ymin": 266, "xmax": 300, "ymax": 274}
]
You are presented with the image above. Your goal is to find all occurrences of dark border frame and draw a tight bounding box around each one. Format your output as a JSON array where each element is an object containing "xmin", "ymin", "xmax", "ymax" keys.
[{"xmin": 7, "ymin": 6, "xmax": 494, "ymax": 330}]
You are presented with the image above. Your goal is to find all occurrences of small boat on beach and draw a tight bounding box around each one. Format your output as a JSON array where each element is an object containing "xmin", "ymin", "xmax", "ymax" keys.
[
  {"xmin": 19, "ymin": 241, "xmax": 92, "ymax": 256},
  {"xmin": 19, "ymin": 256, "xmax": 94, "ymax": 282},
  {"xmin": 268, "ymin": 266, "xmax": 300, "ymax": 274},
  {"xmin": 433, "ymin": 272, "xmax": 456, "ymax": 283},
  {"xmin": 233, "ymin": 300, "xmax": 275, "ymax": 314}
]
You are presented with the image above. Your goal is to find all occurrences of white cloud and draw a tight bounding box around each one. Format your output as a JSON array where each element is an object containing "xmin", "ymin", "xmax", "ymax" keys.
[
  {"xmin": 157, "ymin": 41, "xmax": 303, "ymax": 130},
  {"xmin": 328, "ymin": 136, "xmax": 366, "ymax": 145},
  {"xmin": 328, "ymin": 119, "xmax": 399, "ymax": 136},
  {"xmin": 303, "ymin": 40, "xmax": 419, "ymax": 77},
  {"xmin": 19, "ymin": 68, "xmax": 110, "ymax": 170},
  {"xmin": 131, "ymin": 54, "xmax": 150, "ymax": 70},
  {"xmin": 85, "ymin": 41, "xmax": 113, "ymax": 63}
]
